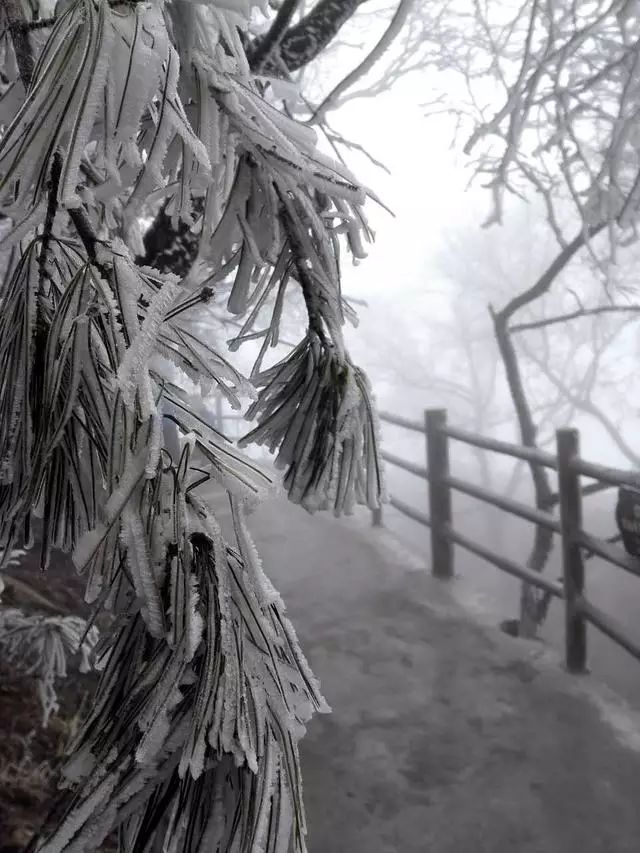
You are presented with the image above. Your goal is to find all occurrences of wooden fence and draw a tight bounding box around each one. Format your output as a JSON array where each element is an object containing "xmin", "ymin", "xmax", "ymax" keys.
[
  {"xmin": 375, "ymin": 408, "xmax": 640, "ymax": 674},
  {"xmin": 212, "ymin": 396, "xmax": 244, "ymax": 439}
]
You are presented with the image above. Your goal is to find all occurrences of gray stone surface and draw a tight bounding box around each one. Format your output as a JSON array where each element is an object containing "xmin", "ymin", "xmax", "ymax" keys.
[{"xmin": 241, "ymin": 495, "xmax": 640, "ymax": 853}]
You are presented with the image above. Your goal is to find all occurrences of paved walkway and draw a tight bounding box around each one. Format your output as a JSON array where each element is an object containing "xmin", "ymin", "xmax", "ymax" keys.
[{"xmin": 237, "ymin": 495, "xmax": 640, "ymax": 853}]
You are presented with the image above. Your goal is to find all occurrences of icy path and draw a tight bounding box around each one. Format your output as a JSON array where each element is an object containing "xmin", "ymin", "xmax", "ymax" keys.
[{"xmin": 239, "ymin": 495, "xmax": 640, "ymax": 853}]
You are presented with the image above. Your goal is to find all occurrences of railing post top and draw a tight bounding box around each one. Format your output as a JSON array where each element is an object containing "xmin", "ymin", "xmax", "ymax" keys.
[
  {"xmin": 425, "ymin": 408, "xmax": 447, "ymax": 425},
  {"xmin": 556, "ymin": 427, "xmax": 580, "ymax": 451}
]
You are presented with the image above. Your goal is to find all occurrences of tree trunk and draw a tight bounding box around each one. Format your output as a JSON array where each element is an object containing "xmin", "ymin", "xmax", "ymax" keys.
[
  {"xmin": 492, "ymin": 309, "xmax": 554, "ymax": 638},
  {"xmin": 488, "ymin": 224, "xmax": 606, "ymax": 637},
  {"xmin": 248, "ymin": 0, "xmax": 368, "ymax": 75}
]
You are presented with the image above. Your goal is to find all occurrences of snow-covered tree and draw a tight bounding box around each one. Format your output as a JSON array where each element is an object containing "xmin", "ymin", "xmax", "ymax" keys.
[{"xmin": 0, "ymin": 0, "xmax": 388, "ymax": 849}]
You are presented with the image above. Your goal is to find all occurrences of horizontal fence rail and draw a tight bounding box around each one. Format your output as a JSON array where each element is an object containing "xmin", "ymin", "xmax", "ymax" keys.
[
  {"xmin": 443, "ymin": 424, "xmax": 558, "ymax": 470},
  {"xmin": 443, "ymin": 474, "xmax": 561, "ymax": 534},
  {"xmin": 576, "ymin": 531, "xmax": 640, "ymax": 579},
  {"xmin": 378, "ymin": 410, "xmax": 425, "ymax": 433},
  {"xmin": 577, "ymin": 596, "xmax": 640, "ymax": 664},
  {"xmin": 380, "ymin": 450, "xmax": 429, "ymax": 480},
  {"xmin": 443, "ymin": 524, "xmax": 565, "ymax": 599},
  {"xmin": 388, "ymin": 495, "xmax": 430, "ymax": 528},
  {"xmin": 377, "ymin": 408, "xmax": 640, "ymax": 675},
  {"xmin": 546, "ymin": 479, "xmax": 614, "ymax": 506},
  {"xmin": 571, "ymin": 457, "xmax": 640, "ymax": 490}
]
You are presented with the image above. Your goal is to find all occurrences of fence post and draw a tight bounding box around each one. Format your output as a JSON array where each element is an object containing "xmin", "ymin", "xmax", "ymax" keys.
[
  {"xmin": 425, "ymin": 409, "xmax": 453, "ymax": 579},
  {"xmin": 215, "ymin": 394, "xmax": 224, "ymax": 432},
  {"xmin": 556, "ymin": 428, "xmax": 587, "ymax": 674}
]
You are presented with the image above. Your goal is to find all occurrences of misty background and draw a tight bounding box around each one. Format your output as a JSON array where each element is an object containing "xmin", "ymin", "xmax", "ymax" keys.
[{"xmin": 207, "ymin": 4, "xmax": 640, "ymax": 710}]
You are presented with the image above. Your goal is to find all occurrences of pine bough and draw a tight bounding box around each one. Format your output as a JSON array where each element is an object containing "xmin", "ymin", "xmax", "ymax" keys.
[
  {"xmin": 0, "ymin": 0, "xmax": 386, "ymax": 850},
  {"xmin": 0, "ymin": 598, "xmax": 99, "ymax": 728}
]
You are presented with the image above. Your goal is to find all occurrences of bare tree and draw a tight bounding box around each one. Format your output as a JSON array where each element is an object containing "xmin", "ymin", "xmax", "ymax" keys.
[{"xmin": 433, "ymin": 200, "xmax": 640, "ymax": 635}]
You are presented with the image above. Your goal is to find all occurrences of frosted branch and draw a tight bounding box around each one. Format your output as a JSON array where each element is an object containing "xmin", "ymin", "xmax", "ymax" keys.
[{"xmin": 309, "ymin": 0, "xmax": 416, "ymax": 123}]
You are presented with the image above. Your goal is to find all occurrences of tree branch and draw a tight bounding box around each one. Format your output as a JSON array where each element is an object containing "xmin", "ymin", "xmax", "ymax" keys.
[
  {"xmin": 0, "ymin": 572, "xmax": 68, "ymax": 615},
  {"xmin": 37, "ymin": 154, "xmax": 62, "ymax": 284},
  {"xmin": 3, "ymin": 0, "xmax": 35, "ymax": 88},
  {"xmin": 67, "ymin": 203, "xmax": 112, "ymax": 281},
  {"xmin": 309, "ymin": 0, "xmax": 416, "ymax": 123},
  {"xmin": 510, "ymin": 303, "xmax": 640, "ymax": 333},
  {"xmin": 248, "ymin": 0, "xmax": 301, "ymax": 73},
  {"xmin": 278, "ymin": 199, "xmax": 328, "ymax": 344},
  {"xmin": 496, "ymin": 221, "xmax": 607, "ymax": 323},
  {"xmin": 523, "ymin": 343, "xmax": 640, "ymax": 468},
  {"xmin": 274, "ymin": 0, "xmax": 368, "ymax": 73},
  {"xmin": 490, "ymin": 302, "xmax": 555, "ymax": 636}
]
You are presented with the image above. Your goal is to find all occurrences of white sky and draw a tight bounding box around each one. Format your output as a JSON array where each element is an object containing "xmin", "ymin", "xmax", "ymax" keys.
[
  {"xmin": 312, "ymin": 53, "xmax": 640, "ymax": 470},
  {"xmin": 333, "ymin": 87, "xmax": 472, "ymax": 299}
]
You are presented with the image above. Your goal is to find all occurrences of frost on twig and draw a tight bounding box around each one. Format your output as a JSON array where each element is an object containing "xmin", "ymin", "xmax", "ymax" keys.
[
  {"xmin": 431, "ymin": 1, "xmax": 640, "ymax": 257},
  {"xmin": 0, "ymin": 606, "xmax": 99, "ymax": 727}
]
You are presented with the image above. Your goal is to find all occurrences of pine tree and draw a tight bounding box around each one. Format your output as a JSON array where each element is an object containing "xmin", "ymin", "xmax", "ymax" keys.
[{"xmin": 0, "ymin": 0, "xmax": 385, "ymax": 849}]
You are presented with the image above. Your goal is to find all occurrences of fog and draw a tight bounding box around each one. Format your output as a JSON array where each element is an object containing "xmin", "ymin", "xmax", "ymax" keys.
[{"xmin": 210, "ymin": 20, "xmax": 640, "ymax": 712}]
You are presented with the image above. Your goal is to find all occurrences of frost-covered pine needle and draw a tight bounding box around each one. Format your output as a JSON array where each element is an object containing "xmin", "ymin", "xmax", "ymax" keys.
[{"xmin": 0, "ymin": 0, "xmax": 386, "ymax": 850}]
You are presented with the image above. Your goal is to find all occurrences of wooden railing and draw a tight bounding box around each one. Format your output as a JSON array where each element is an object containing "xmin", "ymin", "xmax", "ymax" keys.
[
  {"xmin": 212, "ymin": 395, "xmax": 245, "ymax": 439},
  {"xmin": 376, "ymin": 408, "xmax": 640, "ymax": 674},
  {"xmin": 216, "ymin": 413, "xmax": 244, "ymax": 438}
]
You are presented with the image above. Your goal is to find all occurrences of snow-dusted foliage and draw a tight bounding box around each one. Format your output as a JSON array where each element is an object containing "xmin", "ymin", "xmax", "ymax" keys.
[
  {"xmin": 0, "ymin": 0, "xmax": 385, "ymax": 849},
  {"xmin": 0, "ymin": 604, "xmax": 99, "ymax": 727}
]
